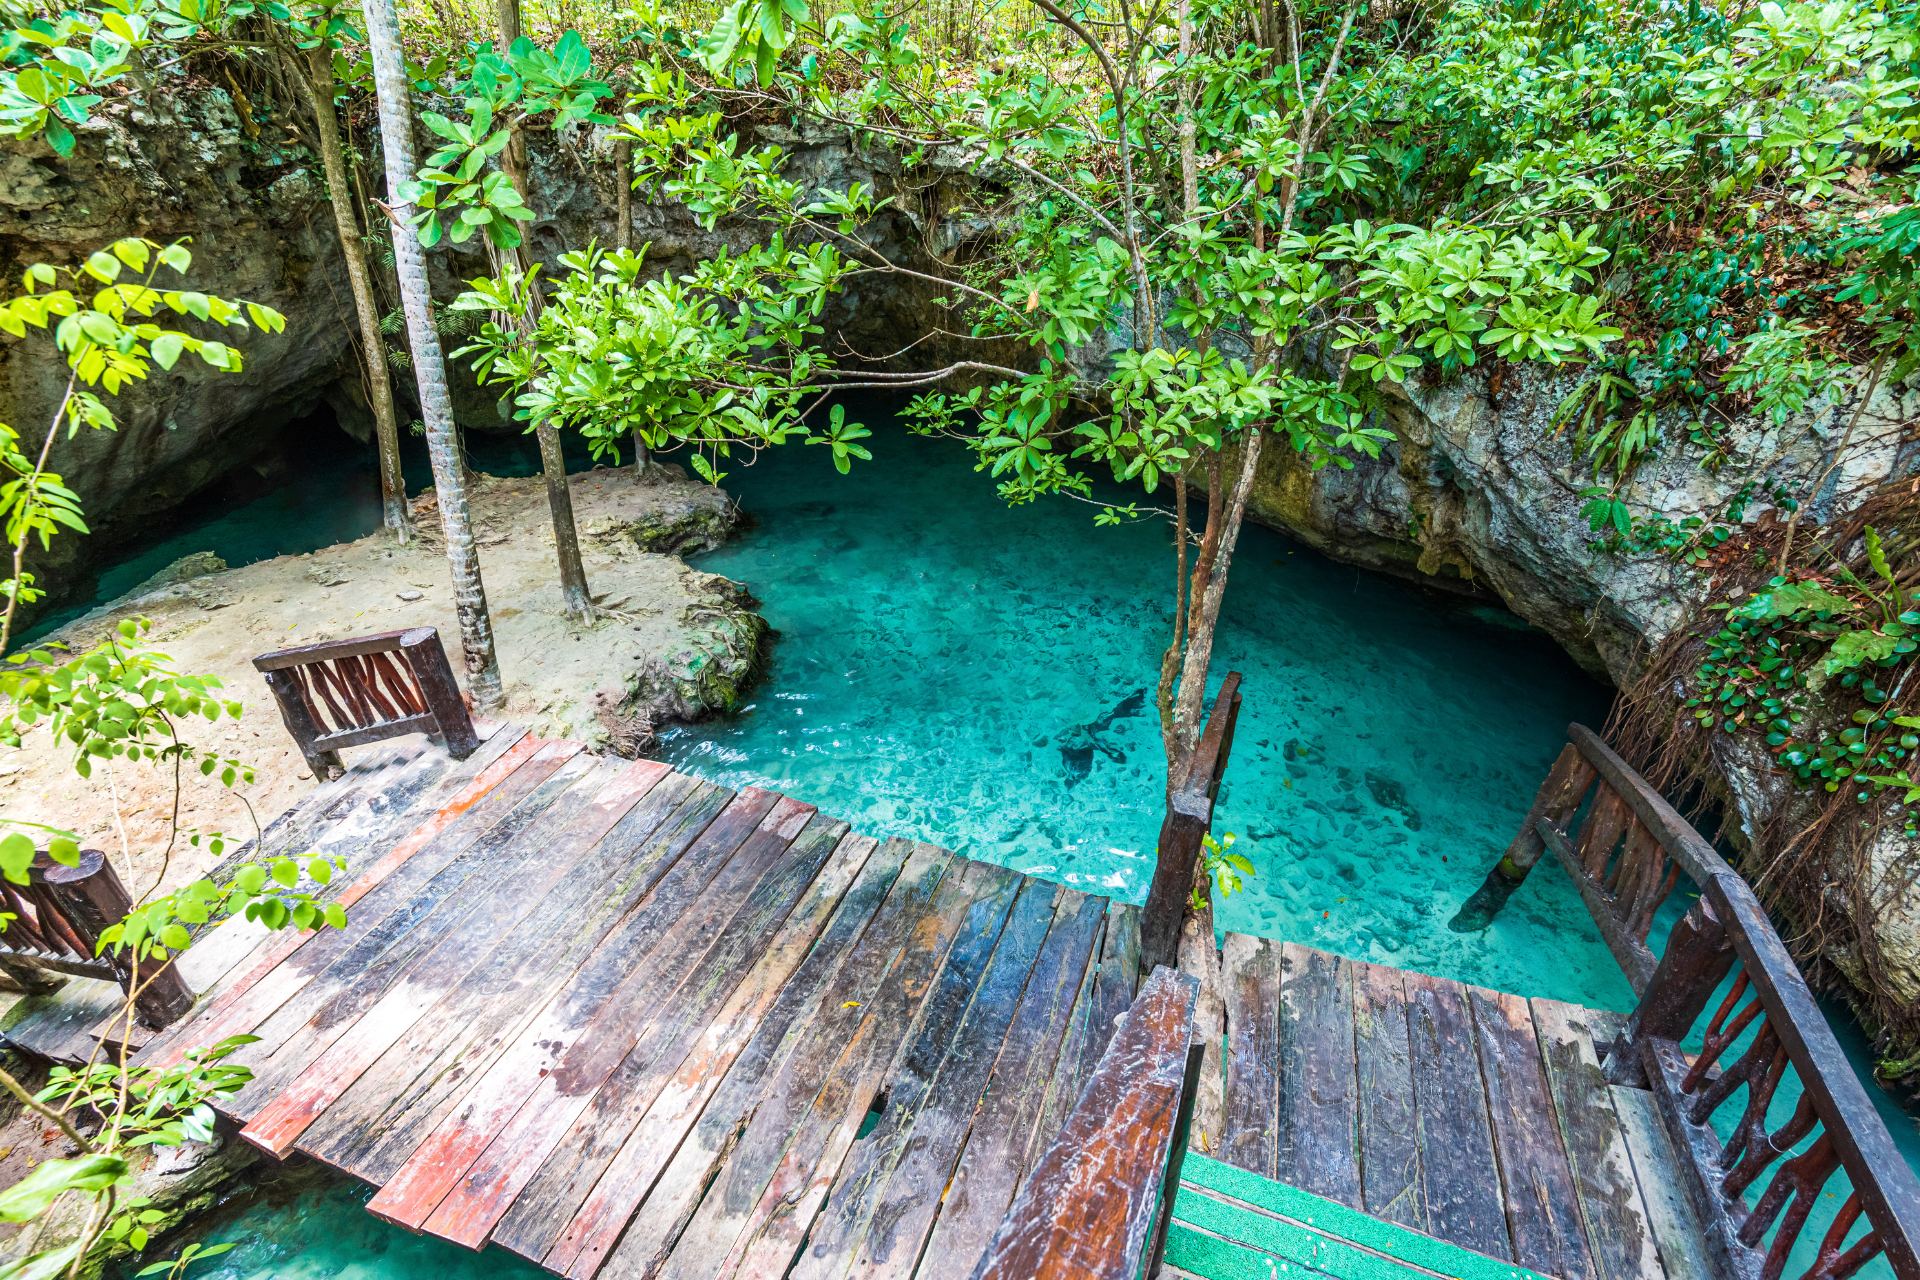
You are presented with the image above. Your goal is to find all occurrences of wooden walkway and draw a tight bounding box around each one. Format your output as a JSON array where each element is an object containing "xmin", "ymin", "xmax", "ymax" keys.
[
  {"xmin": 0, "ymin": 720, "xmax": 1724, "ymax": 1280},
  {"xmin": 1210, "ymin": 935, "xmax": 1709, "ymax": 1280},
  {"xmin": 128, "ymin": 724, "xmax": 1146, "ymax": 1280}
]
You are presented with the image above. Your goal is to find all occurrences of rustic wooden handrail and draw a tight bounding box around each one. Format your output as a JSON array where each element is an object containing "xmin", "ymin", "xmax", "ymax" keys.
[
  {"xmin": 1495, "ymin": 723, "xmax": 1920, "ymax": 1280},
  {"xmin": 254, "ymin": 626, "xmax": 478, "ymax": 780},
  {"xmin": 1140, "ymin": 674, "xmax": 1244, "ymax": 974},
  {"xmin": 971, "ymin": 965, "xmax": 1202, "ymax": 1280},
  {"xmin": 0, "ymin": 849, "xmax": 192, "ymax": 1027}
]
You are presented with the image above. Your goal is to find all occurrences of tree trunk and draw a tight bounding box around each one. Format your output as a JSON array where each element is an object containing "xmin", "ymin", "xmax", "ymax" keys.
[
  {"xmin": 292, "ymin": 45, "xmax": 412, "ymax": 543},
  {"xmin": 614, "ymin": 138, "xmax": 632, "ymax": 252},
  {"xmin": 487, "ymin": 0, "xmax": 595, "ymax": 623},
  {"xmin": 1171, "ymin": 431, "xmax": 1263, "ymax": 766},
  {"xmin": 364, "ymin": 0, "xmax": 505, "ymax": 709}
]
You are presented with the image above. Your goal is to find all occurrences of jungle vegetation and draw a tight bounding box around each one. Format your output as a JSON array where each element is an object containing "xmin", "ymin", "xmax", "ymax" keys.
[{"xmin": 1, "ymin": 0, "xmax": 1920, "ymax": 1268}]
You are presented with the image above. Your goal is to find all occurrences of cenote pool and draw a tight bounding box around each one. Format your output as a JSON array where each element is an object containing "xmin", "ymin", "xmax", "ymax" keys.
[{"xmin": 68, "ymin": 408, "xmax": 1920, "ymax": 1279}]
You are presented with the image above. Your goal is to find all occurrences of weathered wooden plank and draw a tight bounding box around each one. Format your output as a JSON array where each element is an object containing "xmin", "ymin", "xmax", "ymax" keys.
[
  {"xmin": 360, "ymin": 787, "xmax": 798, "ymax": 1230},
  {"xmin": 644, "ymin": 852, "xmax": 990, "ymax": 1280},
  {"xmin": 1026, "ymin": 913, "xmax": 1105, "ymax": 1174},
  {"xmin": 485, "ymin": 811, "xmax": 855, "ymax": 1261},
  {"xmin": 1031, "ymin": 906, "xmax": 1136, "ymax": 1178},
  {"xmin": 1533, "ymin": 1000, "xmax": 1665, "ymax": 1280},
  {"xmin": 1353, "ymin": 961, "xmax": 1422, "ymax": 1234},
  {"xmin": 1404, "ymin": 969, "xmax": 1509, "ymax": 1260},
  {"xmin": 858, "ymin": 889, "xmax": 1107, "ymax": 1280},
  {"xmin": 304, "ymin": 774, "xmax": 726, "ymax": 1178},
  {"xmin": 970, "ymin": 965, "xmax": 1199, "ymax": 1280},
  {"xmin": 1220, "ymin": 932, "xmax": 1281, "ymax": 1180},
  {"xmin": 544, "ymin": 833, "xmax": 893, "ymax": 1280},
  {"xmin": 238, "ymin": 757, "xmax": 670, "ymax": 1156},
  {"xmin": 595, "ymin": 838, "xmax": 938, "ymax": 1280},
  {"xmin": 917, "ymin": 892, "xmax": 1107, "ymax": 1276},
  {"xmin": 727, "ymin": 860, "xmax": 1027, "ymax": 1280},
  {"xmin": 789, "ymin": 878, "xmax": 1056, "ymax": 1280},
  {"xmin": 139, "ymin": 733, "xmax": 561, "ymax": 1069},
  {"xmin": 1466, "ymin": 986, "xmax": 1594, "ymax": 1280},
  {"xmin": 221, "ymin": 752, "xmax": 610, "ymax": 1112},
  {"xmin": 1609, "ymin": 1084, "xmax": 1708, "ymax": 1280},
  {"xmin": 1277, "ymin": 944, "xmax": 1359, "ymax": 1209},
  {"xmin": 154, "ymin": 732, "xmax": 532, "ymax": 1030}
]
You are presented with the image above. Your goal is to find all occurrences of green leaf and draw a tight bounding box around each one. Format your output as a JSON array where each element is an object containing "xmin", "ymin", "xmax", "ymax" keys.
[
  {"xmin": 1825, "ymin": 630, "xmax": 1903, "ymax": 675},
  {"xmin": 0, "ymin": 1155, "xmax": 128, "ymax": 1221},
  {"xmin": 269, "ymin": 858, "xmax": 298, "ymax": 888},
  {"xmin": 47, "ymin": 838, "xmax": 79, "ymax": 866},
  {"xmin": 0, "ymin": 834, "xmax": 34, "ymax": 886}
]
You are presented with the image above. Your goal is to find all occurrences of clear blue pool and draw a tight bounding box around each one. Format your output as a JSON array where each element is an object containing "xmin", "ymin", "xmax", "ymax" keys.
[
  {"xmin": 77, "ymin": 408, "xmax": 1920, "ymax": 1280},
  {"xmin": 660, "ymin": 422, "xmax": 1628, "ymax": 1009}
]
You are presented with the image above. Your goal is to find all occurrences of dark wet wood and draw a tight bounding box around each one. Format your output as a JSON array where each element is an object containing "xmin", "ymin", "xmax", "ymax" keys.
[
  {"xmin": 1141, "ymin": 673, "xmax": 1242, "ymax": 974},
  {"xmin": 970, "ymin": 965, "xmax": 1199, "ymax": 1280},
  {"xmin": 490, "ymin": 812, "xmax": 854, "ymax": 1263},
  {"xmin": 544, "ymin": 832, "xmax": 890, "ymax": 1280},
  {"xmin": 254, "ymin": 626, "xmax": 476, "ymax": 768},
  {"xmin": 796, "ymin": 878, "xmax": 1055, "ymax": 1280},
  {"xmin": 600, "ymin": 839, "xmax": 941, "ymax": 1280},
  {"xmin": 1219, "ymin": 932, "xmax": 1280, "ymax": 1179},
  {"xmin": 305, "ymin": 775, "xmax": 727, "ymax": 1178},
  {"xmin": 1352, "ymin": 961, "xmax": 1421, "ymax": 1233},
  {"xmin": 362, "ymin": 787, "xmax": 793, "ymax": 1230},
  {"xmin": 240, "ymin": 758, "xmax": 669, "ymax": 1156},
  {"xmin": 1404, "ymin": 968, "xmax": 1510, "ymax": 1260},
  {"xmin": 1277, "ymin": 942, "xmax": 1358, "ymax": 1209},
  {"xmin": 1468, "ymin": 986, "xmax": 1593, "ymax": 1280},
  {"xmin": 918, "ymin": 893, "xmax": 1106, "ymax": 1276},
  {"xmin": 1535, "ymin": 1001, "xmax": 1663, "ymax": 1280}
]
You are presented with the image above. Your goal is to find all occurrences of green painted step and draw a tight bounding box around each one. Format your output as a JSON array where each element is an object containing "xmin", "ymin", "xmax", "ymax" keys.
[{"xmin": 1166, "ymin": 1153, "xmax": 1553, "ymax": 1280}]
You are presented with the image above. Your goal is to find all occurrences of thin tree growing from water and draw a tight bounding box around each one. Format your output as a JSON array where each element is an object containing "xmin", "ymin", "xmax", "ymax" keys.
[{"xmin": 363, "ymin": 0, "xmax": 505, "ymax": 709}]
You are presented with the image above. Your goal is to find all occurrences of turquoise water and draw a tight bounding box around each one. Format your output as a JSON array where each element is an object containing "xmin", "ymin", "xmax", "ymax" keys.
[
  {"xmin": 20, "ymin": 417, "xmax": 570, "ymax": 648},
  {"xmin": 67, "ymin": 409, "xmax": 1920, "ymax": 1279},
  {"xmin": 661, "ymin": 423, "xmax": 1631, "ymax": 1010},
  {"xmin": 111, "ymin": 1165, "xmax": 545, "ymax": 1280}
]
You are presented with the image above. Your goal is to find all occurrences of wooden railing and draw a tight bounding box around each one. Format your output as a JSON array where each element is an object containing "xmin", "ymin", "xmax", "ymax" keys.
[
  {"xmin": 1140, "ymin": 674, "xmax": 1244, "ymax": 974},
  {"xmin": 1499, "ymin": 723, "xmax": 1920, "ymax": 1280},
  {"xmin": 972, "ymin": 965, "xmax": 1202, "ymax": 1280},
  {"xmin": 0, "ymin": 848, "xmax": 193, "ymax": 1027},
  {"xmin": 254, "ymin": 627, "xmax": 478, "ymax": 780}
]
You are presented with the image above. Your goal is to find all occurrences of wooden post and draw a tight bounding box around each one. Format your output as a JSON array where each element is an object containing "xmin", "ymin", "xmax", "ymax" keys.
[
  {"xmin": 1449, "ymin": 742, "xmax": 1596, "ymax": 932},
  {"xmin": 262, "ymin": 666, "xmax": 344, "ymax": 779},
  {"xmin": 400, "ymin": 627, "xmax": 479, "ymax": 759},
  {"xmin": 40, "ymin": 850, "xmax": 194, "ymax": 1028},
  {"xmin": 1602, "ymin": 891, "xmax": 1735, "ymax": 1086},
  {"xmin": 1140, "ymin": 675, "xmax": 1244, "ymax": 977}
]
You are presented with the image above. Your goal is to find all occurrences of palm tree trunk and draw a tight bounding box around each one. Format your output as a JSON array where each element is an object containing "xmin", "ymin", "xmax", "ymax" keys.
[
  {"xmin": 290, "ymin": 44, "xmax": 412, "ymax": 543},
  {"xmin": 363, "ymin": 0, "xmax": 505, "ymax": 709}
]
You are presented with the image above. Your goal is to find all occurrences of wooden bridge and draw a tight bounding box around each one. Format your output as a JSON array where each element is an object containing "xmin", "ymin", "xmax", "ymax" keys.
[{"xmin": 4, "ymin": 632, "xmax": 1919, "ymax": 1280}]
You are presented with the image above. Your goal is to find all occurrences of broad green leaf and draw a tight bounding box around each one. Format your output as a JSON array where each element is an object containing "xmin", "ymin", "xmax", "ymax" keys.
[
  {"xmin": 0, "ymin": 1155, "xmax": 127, "ymax": 1221},
  {"xmin": 1824, "ymin": 630, "xmax": 1902, "ymax": 675}
]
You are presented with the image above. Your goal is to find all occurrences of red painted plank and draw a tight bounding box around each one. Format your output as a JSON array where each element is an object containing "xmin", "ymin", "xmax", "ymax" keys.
[
  {"xmin": 416, "ymin": 795, "xmax": 817, "ymax": 1249},
  {"xmin": 142, "ymin": 734, "xmax": 563, "ymax": 1070},
  {"xmin": 237, "ymin": 757, "xmax": 668, "ymax": 1157},
  {"xmin": 545, "ymin": 834, "xmax": 894, "ymax": 1280},
  {"xmin": 360, "ymin": 787, "xmax": 786, "ymax": 1232}
]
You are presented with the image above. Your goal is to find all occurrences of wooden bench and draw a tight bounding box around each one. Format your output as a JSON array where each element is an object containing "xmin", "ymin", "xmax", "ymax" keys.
[
  {"xmin": 0, "ymin": 848, "xmax": 192, "ymax": 1028},
  {"xmin": 254, "ymin": 627, "xmax": 478, "ymax": 780},
  {"xmin": 972, "ymin": 964, "xmax": 1202, "ymax": 1280}
]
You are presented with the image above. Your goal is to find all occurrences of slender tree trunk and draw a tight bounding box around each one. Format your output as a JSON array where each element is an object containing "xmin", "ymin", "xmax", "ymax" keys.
[
  {"xmin": 364, "ymin": 0, "xmax": 505, "ymax": 708},
  {"xmin": 614, "ymin": 111, "xmax": 646, "ymax": 485},
  {"xmin": 1171, "ymin": 430, "xmax": 1264, "ymax": 762},
  {"xmin": 292, "ymin": 45, "xmax": 412, "ymax": 543},
  {"xmin": 488, "ymin": 0, "xmax": 595, "ymax": 622}
]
